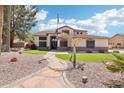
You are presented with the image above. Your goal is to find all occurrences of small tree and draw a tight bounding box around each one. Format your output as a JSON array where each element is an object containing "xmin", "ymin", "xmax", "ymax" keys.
[
  {"xmin": 105, "ymin": 52, "xmax": 124, "ymax": 80},
  {"xmin": 59, "ymin": 32, "xmax": 81, "ymax": 68}
]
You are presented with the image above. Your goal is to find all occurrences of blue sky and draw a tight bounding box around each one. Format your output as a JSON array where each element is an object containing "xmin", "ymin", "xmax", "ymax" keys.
[{"xmin": 32, "ymin": 5, "xmax": 124, "ymax": 37}]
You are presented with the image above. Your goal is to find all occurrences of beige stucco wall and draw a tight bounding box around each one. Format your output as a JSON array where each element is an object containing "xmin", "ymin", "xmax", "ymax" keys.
[
  {"xmin": 71, "ymin": 38, "xmax": 108, "ymax": 47},
  {"xmin": 95, "ymin": 39, "xmax": 108, "ymax": 47},
  {"xmin": 71, "ymin": 38, "xmax": 86, "ymax": 47}
]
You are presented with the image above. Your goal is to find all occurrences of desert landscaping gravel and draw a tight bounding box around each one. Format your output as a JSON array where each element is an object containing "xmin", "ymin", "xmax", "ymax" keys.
[
  {"xmin": 66, "ymin": 62, "xmax": 123, "ymax": 88},
  {"xmin": 0, "ymin": 52, "xmax": 48, "ymax": 87}
]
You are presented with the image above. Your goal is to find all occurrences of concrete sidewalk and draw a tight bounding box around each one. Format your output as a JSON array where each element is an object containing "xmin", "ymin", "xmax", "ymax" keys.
[{"xmin": 4, "ymin": 52, "xmax": 74, "ymax": 88}]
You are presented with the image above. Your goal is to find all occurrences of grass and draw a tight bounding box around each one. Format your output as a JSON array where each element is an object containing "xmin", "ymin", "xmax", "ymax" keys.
[
  {"xmin": 23, "ymin": 50, "xmax": 48, "ymax": 54},
  {"xmin": 55, "ymin": 54, "xmax": 114, "ymax": 62}
]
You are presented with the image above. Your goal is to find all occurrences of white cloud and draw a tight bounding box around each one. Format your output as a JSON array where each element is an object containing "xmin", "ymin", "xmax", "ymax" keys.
[
  {"xmin": 76, "ymin": 7, "xmax": 124, "ymax": 35},
  {"xmin": 48, "ymin": 18, "xmax": 64, "ymax": 25},
  {"xmin": 37, "ymin": 7, "xmax": 124, "ymax": 35},
  {"xmin": 36, "ymin": 9, "xmax": 48, "ymax": 21},
  {"xmin": 65, "ymin": 19, "xmax": 76, "ymax": 25}
]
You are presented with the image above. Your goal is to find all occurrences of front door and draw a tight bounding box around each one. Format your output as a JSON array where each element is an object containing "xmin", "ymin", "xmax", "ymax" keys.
[
  {"xmin": 50, "ymin": 36, "xmax": 57, "ymax": 49},
  {"xmin": 51, "ymin": 41, "xmax": 57, "ymax": 49}
]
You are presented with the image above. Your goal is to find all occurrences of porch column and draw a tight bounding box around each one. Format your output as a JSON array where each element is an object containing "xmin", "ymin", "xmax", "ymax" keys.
[
  {"xmin": 57, "ymin": 39, "xmax": 60, "ymax": 47},
  {"xmin": 47, "ymin": 35, "xmax": 50, "ymax": 49}
]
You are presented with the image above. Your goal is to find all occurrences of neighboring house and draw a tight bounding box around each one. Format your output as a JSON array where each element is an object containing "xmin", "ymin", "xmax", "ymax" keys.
[
  {"xmin": 109, "ymin": 34, "xmax": 124, "ymax": 48},
  {"xmin": 34, "ymin": 25, "xmax": 109, "ymax": 52}
]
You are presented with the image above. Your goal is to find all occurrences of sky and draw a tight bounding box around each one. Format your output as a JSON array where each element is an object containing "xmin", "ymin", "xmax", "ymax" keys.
[{"xmin": 32, "ymin": 5, "xmax": 124, "ymax": 37}]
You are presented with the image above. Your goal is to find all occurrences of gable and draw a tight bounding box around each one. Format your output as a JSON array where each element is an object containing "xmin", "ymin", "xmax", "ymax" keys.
[{"xmin": 57, "ymin": 26, "xmax": 74, "ymax": 36}]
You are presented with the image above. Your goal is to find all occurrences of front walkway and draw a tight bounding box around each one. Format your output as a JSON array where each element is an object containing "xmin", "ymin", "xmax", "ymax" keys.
[{"xmin": 4, "ymin": 52, "xmax": 74, "ymax": 88}]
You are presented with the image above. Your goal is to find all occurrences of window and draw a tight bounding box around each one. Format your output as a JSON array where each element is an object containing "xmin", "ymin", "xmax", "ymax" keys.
[
  {"xmin": 86, "ymin": 40, "xmax": 95, "ymax": 48},
  {"xmin": 117, "ymin": 43, "xmax": 121, "ymax": 45},
  {"xmin": 39, "ymin": 41, "xmax": 46, "ymax": 47},
  {"xmin": 62, "ymin": 30, "xmax": 69, "ymax": 34},
  {"xmin": 80, "ymin": 32, "xmax": 82, "ymax": 34},
  {"xmin": 39, "ymin": 37, "xmax": 47, "ymax": 40},
  {"xmin": 77, "ymin": 32, "xmax": 79, "ymax": 34},
  {"xmin": 60, "ymin": 40, "xmax": 67, "ymax": 47}
]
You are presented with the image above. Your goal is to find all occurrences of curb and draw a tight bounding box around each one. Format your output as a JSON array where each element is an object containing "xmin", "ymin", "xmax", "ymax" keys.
[{"xmin": 62, "ymin": 71, "xmax": 75, "ymax": 88}]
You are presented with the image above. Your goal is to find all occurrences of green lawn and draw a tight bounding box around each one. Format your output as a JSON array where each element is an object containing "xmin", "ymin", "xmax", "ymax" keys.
[
  {"xmin": 55, "ymin": 54, "xmax": 114, "ymax": 62},
  {"xmin": 23, "ymin": 50, "xmax": 48, "ymax": 54}
]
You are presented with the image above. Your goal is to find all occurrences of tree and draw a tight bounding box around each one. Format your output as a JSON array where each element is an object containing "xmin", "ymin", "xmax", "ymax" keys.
[
  {"xmin": 59, "ymin": 32, "xmax": 81, "ymax": 68},
  {"xmin": 10, "ymin": 5, "xmax": 37, "ymax": 47},
  {"xmin": 2, "ymin": 6, "xmax": 11, "ymax": 52},
  {"xmin": 0, "ymin": 6, "xmax": 4, "ymax": 55}
]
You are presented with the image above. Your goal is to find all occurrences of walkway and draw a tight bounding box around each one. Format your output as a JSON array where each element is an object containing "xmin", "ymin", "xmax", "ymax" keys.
[{"xmin": 4, "ymin": 52, "xmax": 74, "ymax": 88}]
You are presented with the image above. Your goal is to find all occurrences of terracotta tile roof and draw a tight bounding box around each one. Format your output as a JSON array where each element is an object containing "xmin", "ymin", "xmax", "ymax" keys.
[
  {"xmin": 34, "ymin": 31, "xmax": 56, "ymax": 36},
  {"xmin": 57, "ymin": 25, "xmax": 87, "ymax": 32},
  {"xmin": 34, "ymin": 25, "xmax": 87, "ymax": 36}
]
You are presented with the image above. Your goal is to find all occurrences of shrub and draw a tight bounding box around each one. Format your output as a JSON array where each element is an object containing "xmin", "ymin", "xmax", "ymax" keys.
[
  {"xmin": 86, "ymin": 50, "xmax": 92, "ymax": 53},
  {"xmin": 113, "ymin": 51, "xmax": 120, "ymax": 53},
  {"xmin": 98, "ymin": 50, "xmax": 105, "ymax": 53},
  {"xmin": 25, "ymin": 43, "xmax": 31, "ymax": 49},
  {"xmin": 30, "ymin": 44, "xmax": 37, "ymax": 50},
  {"xmin": 25, "ymin": 43, "xmax": 37, "ymax": 50}
]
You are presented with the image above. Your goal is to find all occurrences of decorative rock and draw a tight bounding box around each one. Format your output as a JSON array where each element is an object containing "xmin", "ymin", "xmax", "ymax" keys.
[
  {"xmin": 18, "ymin": 51, "xmax": 22, "ymax": 54},
  {"xmin": 10, "ymin": 57, "xmax": 17, "ymax": 62},
  {"xmin": 82, "ymin": 76, "xmax": 88, "ymax": 84},
  {"xmin": 81, "ymin": 66, "xmax": 84, "ymax": 71}
]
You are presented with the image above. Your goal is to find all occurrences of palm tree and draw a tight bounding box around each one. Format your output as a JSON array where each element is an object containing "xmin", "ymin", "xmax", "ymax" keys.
[{"xmin": 0, "ymin": 6, "xmax": 4, "ymax": 55}]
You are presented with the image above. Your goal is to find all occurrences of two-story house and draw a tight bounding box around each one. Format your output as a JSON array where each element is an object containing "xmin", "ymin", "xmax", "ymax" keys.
[
  {"xmin": 109, "ymin": 34, "xmax": 124, "ymax": 48},
  {"xmin": 34, "ymin": 25, "xmax": 109, "ymax": 52}
]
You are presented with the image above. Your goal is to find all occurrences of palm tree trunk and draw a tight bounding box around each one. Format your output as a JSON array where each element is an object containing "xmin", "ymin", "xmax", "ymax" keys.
[{"xmin": 0, "ymin": 6, "xmax": 4, "ymax": 55}]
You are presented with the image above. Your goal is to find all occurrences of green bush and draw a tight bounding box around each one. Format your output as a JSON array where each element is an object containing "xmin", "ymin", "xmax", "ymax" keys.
[
  {"xmin": 113, "ymin": 51, "xmax": 120, "ymax": 53},
  {"xmin": 98, "ymin": 50, "xmax": 105, "ymax": 53},
  {"xmin": 86, "ymin": 50, "xmax": 92, "ymax": 53}
]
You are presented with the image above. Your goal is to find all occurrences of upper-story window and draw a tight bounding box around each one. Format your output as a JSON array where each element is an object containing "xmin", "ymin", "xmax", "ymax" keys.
[
  {"xmin": 62, "ymin": 30, "xmax": 69, "ymax": 34},
  {"xmin": 77, "ymin": 32, "xmax": 79, "ymax": 34}
]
